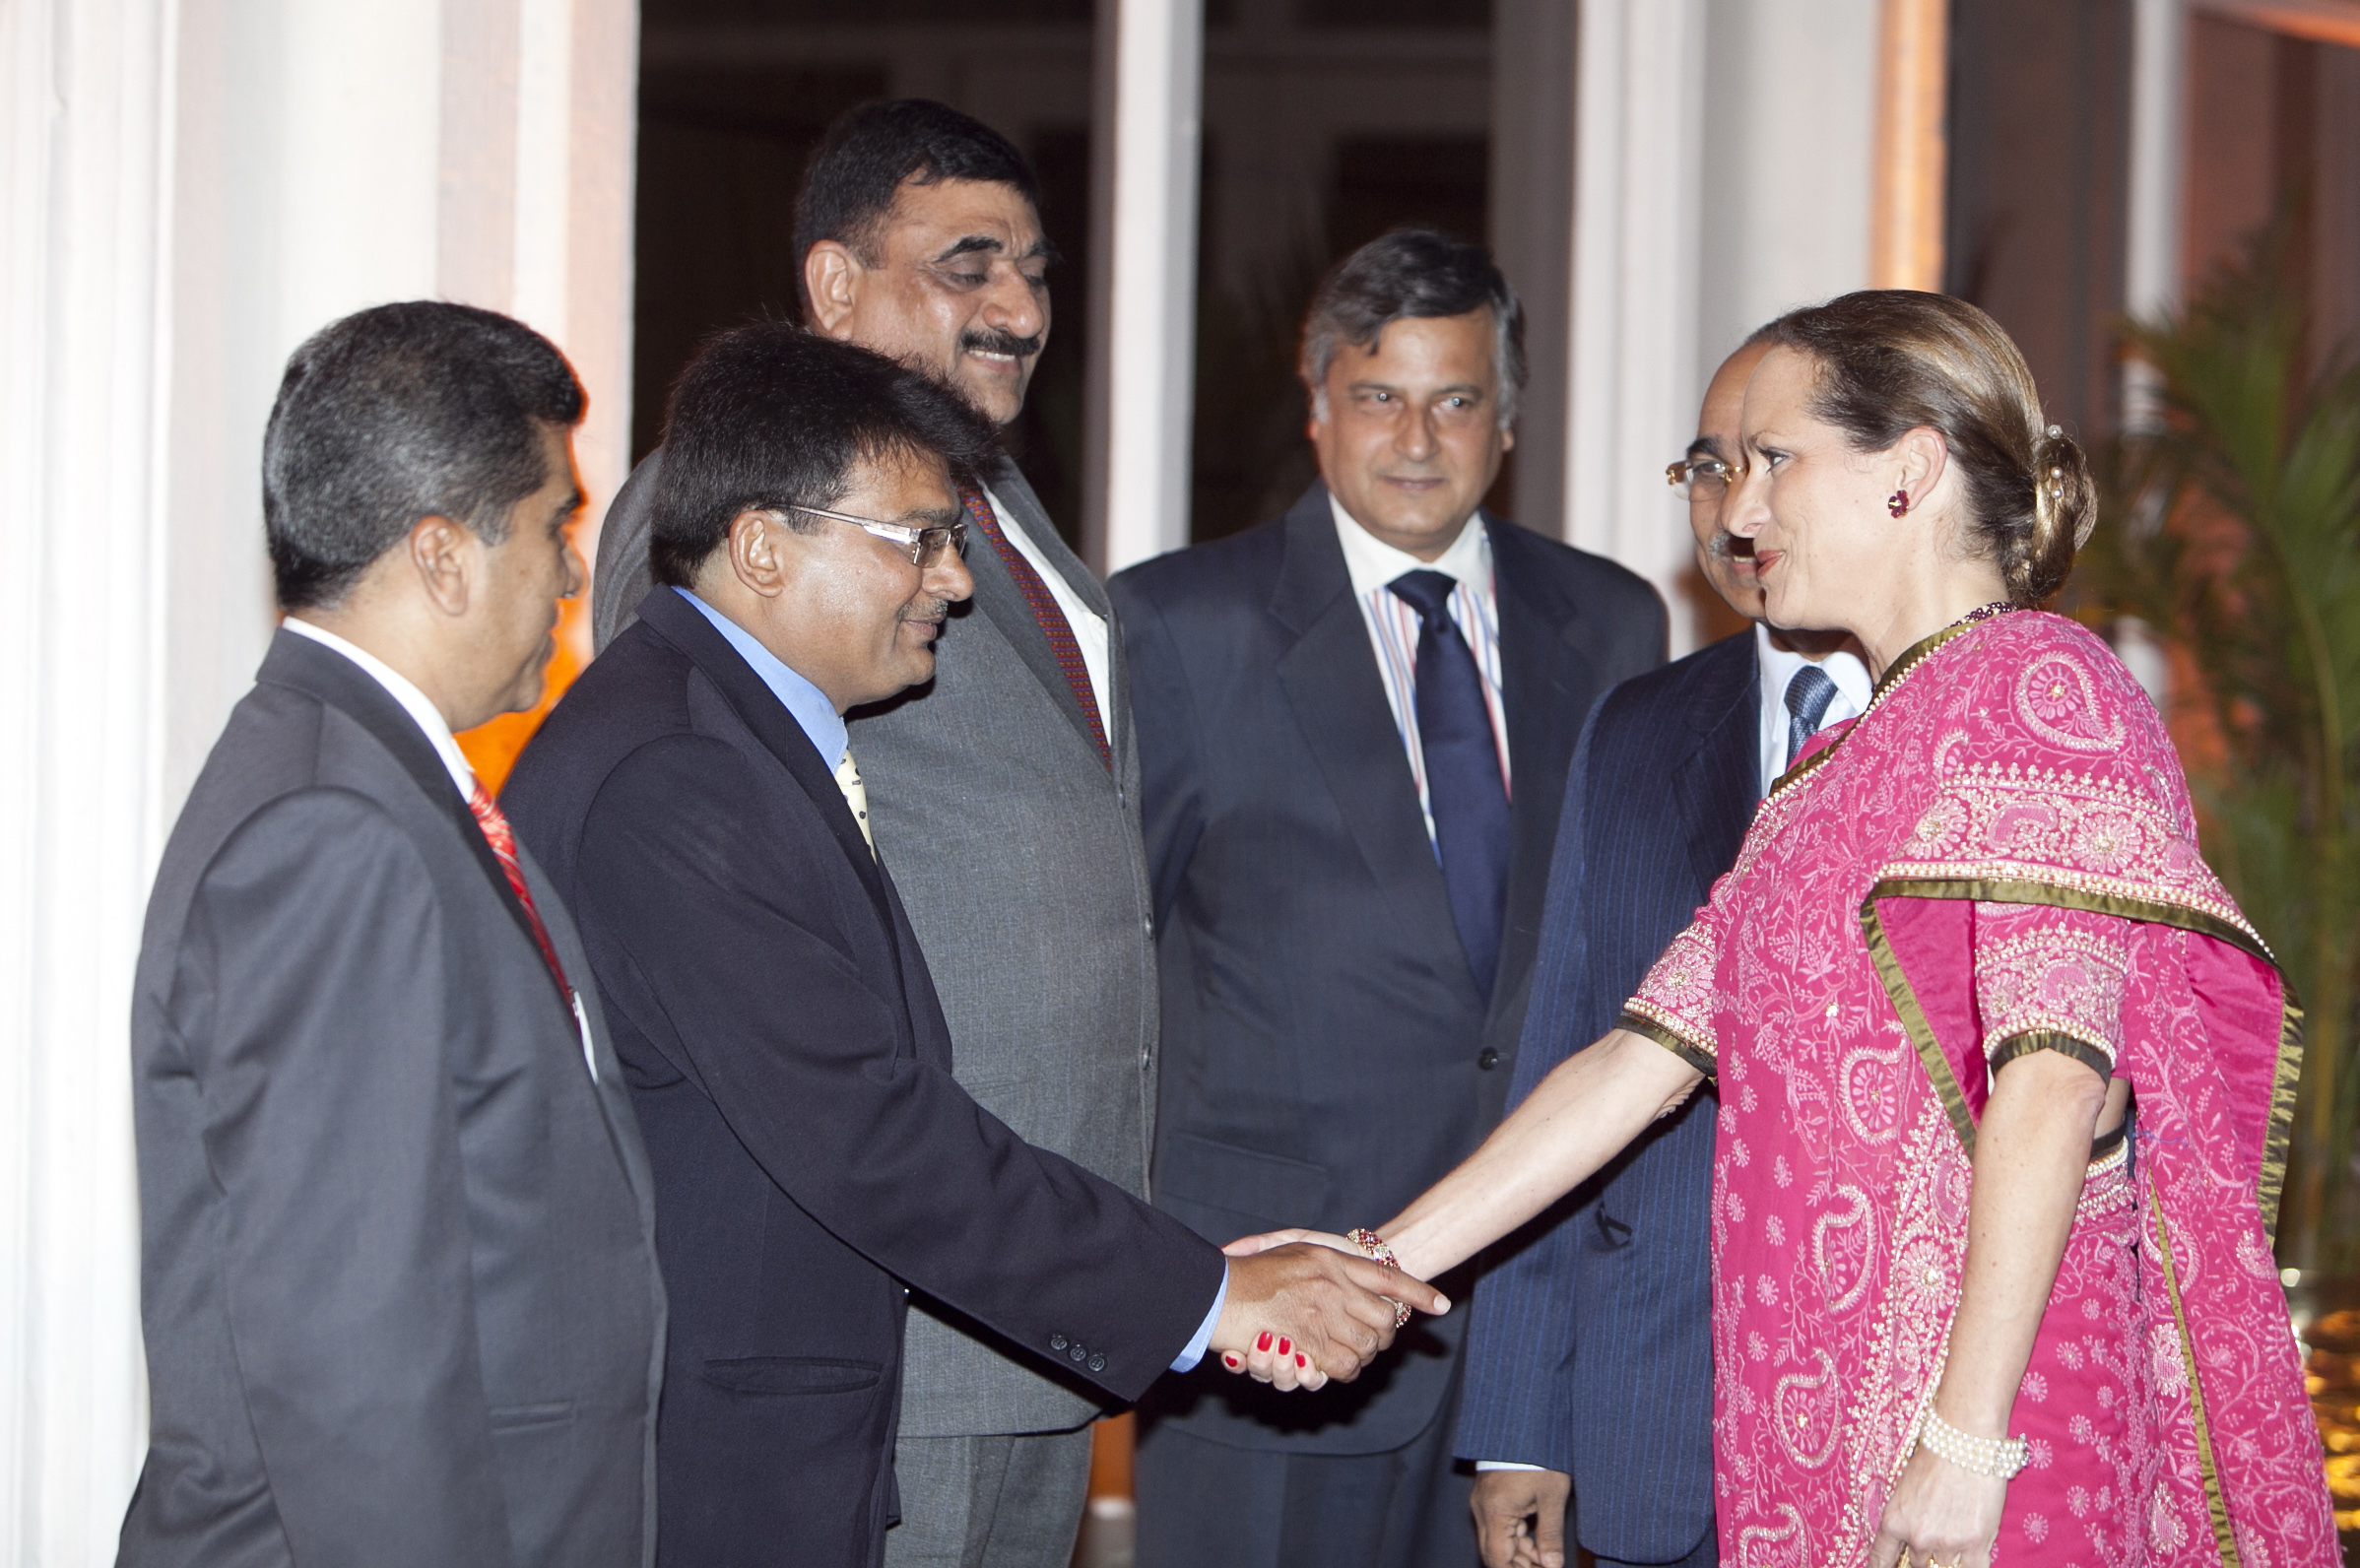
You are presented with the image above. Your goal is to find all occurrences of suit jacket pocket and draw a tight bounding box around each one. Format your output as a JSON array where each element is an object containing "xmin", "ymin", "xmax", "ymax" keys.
[
  {"xmin": 1156, "ymin": 1132, "xmax": 1332, "ymax": 1233},
  {"xmin": 699, "ymin": 1356, "xmax": 884, "ymax": 1398},
  {"xmin": 489, "ymin": 1399, "xmax": 576, "ymax": 1432}
]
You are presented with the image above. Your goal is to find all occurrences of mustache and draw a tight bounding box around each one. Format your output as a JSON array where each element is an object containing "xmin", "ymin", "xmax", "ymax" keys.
[
  {"xmin": 903, "ymin": 597, "xmax": 951, "ymax": 621},
  {"xmin": 1706, "ymin": 530, "xmax": 1756, "ymax": 562},
  {"xmin": 960, "ymin": 328, "xmax": 1043, "ymax": 359}
]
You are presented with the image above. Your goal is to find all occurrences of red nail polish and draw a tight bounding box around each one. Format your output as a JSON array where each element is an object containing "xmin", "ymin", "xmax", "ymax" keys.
[
  {"xmin": 1295, "ymin": 1352, "xmax": 1307, "ymax": 1368},
  {"xmin": 1256, "ymin": 1331, "xmax": 1272, "ymax": 1352},
  {"xmin": 1222, "ymin": 1352, "xmax": 1241, "ymax": 1369},
  {"xmin": 1278, "ymin": 1338, "xmax": 1291, "ymax": 1357}
]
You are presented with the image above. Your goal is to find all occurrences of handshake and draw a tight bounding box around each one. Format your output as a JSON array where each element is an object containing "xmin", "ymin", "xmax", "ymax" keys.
[{"xmin": 1203, "ymin": 1228, "xmax": 1450, "ymax": 1392}]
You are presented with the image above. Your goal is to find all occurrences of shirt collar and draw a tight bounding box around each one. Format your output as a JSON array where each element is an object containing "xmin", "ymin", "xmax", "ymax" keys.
[
  {"xmin": 677, "ymin": 588, "xmax": 849, "ymax": 766},
  {"xmin": 1329, "ymin": 493, "xmax": 1491, "ymax": 601},
  {"xmin": 1754, "ymin": 621, "xmax": 1873, "ymax": 715},
  {"xmin": 282, "ymin": 617, "xmax": 477, "ymax": 800}
]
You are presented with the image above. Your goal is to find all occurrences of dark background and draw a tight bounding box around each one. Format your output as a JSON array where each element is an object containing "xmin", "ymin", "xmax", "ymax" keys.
[{"xmin": 631, "ymin": 0, "xmax": 2359, "ymax": 552}]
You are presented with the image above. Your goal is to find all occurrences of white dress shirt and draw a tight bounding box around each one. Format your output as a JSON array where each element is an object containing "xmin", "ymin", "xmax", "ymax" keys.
[
  {"xmin": 282, "ymin": 616, "xmax": 599, "ymax": 1081},
  {"xmin": 1331, "ymin": 497, "xmax": 1511, "ymax": 847},
  {"xmin": 1753, "ymin": 623, "xmax": 1872, "ymax": 795},
  {"xmin": 985, "ymin": 487, "xmax": 1111, "ymax": 723}
]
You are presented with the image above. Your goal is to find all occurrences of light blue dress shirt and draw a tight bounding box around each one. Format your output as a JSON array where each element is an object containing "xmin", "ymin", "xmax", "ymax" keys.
[{"xmin": 677, "ymin": 589, "xmax": 1228, "ymax": 1372}]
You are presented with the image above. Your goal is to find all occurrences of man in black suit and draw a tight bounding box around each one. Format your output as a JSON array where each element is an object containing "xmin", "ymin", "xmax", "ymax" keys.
[
  {"xmin": 503, "ymin": 324, "xmax": 1436, "ymax": 1568},
  {"xmin": 1111, "ymin": 230, "xmax": 1666, "ymax": 1568},
  {"xmin": 122, "ymin": 302, "xmax": 666, "ymax": 1566},
  {"xmin": 1452, "ymin": 335, "xmax": 1870, "ymax": 1568},
  {"xmin": 592, "ymin": 104, "xmax": 1192, "ymax": 1567}
]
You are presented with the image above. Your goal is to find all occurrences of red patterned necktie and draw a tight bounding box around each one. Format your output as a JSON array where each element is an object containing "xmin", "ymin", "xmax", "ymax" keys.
[
  {"xmin": 959, "ymin": 484, "xmax": 1111, "ymax": 770},
  {"xmin": 468, "ymin": 780, "xmax": 571, "ymax": 995}
]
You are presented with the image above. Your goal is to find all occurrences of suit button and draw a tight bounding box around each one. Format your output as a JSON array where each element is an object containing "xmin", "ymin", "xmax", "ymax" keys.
[
  {"xmin": 1050, "ymin": 1335, "xmax": 1069, "ymax": 1351},
  {"xmin": 1088, "ymin": 1353, "xmax": 1106, "ymax": 1372},
  {"xmin": 1069, "ymin": 1344, "xmax": 1088, "ymax": 1363},
  {"xmin": 1477, "ymin": 1048, "xmax": 1500, "ymax": 1071}
]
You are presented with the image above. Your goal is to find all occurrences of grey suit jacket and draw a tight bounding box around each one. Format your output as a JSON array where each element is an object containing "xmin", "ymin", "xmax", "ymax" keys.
[
  {"xmin": 594, "ymin": 452, "xmax": 1154, "ymax": 1437},
  {"xmin": 120, "ymin": 629, "xmax": 666, "ymax": 1567}
]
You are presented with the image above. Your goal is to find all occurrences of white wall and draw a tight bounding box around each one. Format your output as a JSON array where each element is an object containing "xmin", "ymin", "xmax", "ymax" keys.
[{"xmin": 0, "ymin": 2, "xmax": 636, "ymax": 1559}]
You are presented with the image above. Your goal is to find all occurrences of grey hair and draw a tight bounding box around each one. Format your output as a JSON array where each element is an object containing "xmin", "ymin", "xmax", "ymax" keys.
[{"xmin": 1298, "ymin": 229, "xmax": 1527, "ymax": 427}]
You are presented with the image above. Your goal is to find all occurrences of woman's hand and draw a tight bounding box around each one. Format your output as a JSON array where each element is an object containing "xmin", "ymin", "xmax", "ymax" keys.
[
  {"xmin": 1212, "ymin": 1231, "xmax": 1445, "ymax": 1390},
  {"xmin": 1868, "ymin": 1443, "xmax": 2005, "ymax": 1568}
]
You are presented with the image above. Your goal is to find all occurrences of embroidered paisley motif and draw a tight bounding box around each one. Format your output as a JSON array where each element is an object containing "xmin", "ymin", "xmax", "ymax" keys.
[{"xmin": 2016, "ymin": 649, "xmax": 2128, "ymax": 751}]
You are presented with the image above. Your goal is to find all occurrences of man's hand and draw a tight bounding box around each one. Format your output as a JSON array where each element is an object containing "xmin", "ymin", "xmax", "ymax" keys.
[
  {"xmin": 1471, "ymin": 1469, "xmax": 1570, "ymax": 1568},
  {"xmin": 1205, "ymin": 1241, "xmax": 1449, "ymax": 1391}
]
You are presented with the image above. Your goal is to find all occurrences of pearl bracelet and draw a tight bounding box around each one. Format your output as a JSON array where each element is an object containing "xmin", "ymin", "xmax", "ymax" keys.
[
  {"xmin": 1915, "ymin": 1405, "xmax": 2029, "ymax": 1479},
  {"xmin": 1344, "ymin": 1228, "xmax": 1412, "ymax": 1329}
]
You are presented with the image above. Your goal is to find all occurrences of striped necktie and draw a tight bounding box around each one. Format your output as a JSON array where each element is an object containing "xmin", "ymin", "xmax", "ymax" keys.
[
  {"xmin": 468, "ymin": 781, "xmax": 571, "ymax": 995},
  {"xmin": 1784, "ymin": 664, "xmax": 1839, "ymax": 767},
  {"xmin": 959, "ymin": 484, "xmax": 1111, "ymax": 770}
]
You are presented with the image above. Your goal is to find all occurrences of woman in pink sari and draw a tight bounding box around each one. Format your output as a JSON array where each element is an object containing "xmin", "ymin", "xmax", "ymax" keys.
[{"xmin": 1233, "ymin": 293, "xmax": 2332, "ymax": 1567}]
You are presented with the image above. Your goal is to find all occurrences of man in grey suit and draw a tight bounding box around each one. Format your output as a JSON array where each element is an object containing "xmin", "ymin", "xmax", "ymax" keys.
[
  {"xmin": 121, "ymin": 302, "xmax": 666, "ymax": 1566},
  {"xmin": 592, "ymin": 100, "xmax": 1165, "ymax": 1568}
]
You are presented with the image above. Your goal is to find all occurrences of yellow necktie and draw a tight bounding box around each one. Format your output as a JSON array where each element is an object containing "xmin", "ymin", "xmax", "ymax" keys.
[{"xmin": 835, "ymin": 748, "xmax": 876, "ymax": 858}]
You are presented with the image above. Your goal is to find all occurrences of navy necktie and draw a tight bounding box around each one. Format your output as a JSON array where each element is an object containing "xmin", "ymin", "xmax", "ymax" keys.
[
  {"xmin": 1390, "ymin": 569, "xmax": 1511, "ymax": 1001},
  {"xmin": 1784, "ymin": 663, "xmax": 1839, "ymax": 767}
]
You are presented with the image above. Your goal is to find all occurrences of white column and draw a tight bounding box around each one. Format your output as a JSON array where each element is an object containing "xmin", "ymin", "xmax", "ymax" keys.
[
  {"xmin": 1560, "ymin": 0, "xmax": 1879, "ymax": 652},
  {"xmin": 0, "ymin": 3, "xmax": 638, "ymax": 1559},
  {"xmin": 2125, "ymin": 0, "xmax": 2187, "ymax": 430},
  {"xmin": 1084, "ymin": 0, "xmax": 1205, "ymax": 575},
  {"xmin": 1565, "ymin": 0, "xmax": 1710, "ymax": 648}
]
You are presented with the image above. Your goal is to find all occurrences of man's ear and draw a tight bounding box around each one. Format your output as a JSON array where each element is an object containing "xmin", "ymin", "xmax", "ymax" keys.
[
  {"xmin": 726, "ymin": 509, "xmax": 790, "ymax": 598},
  {"xmin": 408, "ymin": 515, "xmax": 474, "ymax": 618},
  {"xmin": 804, "ymin": 241, "xmax": 864, "ymax": 339}
]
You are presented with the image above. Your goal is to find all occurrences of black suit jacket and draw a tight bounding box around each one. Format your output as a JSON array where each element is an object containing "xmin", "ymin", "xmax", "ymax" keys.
[
  {"xmin": 501, "ymin": 587, "xmax": 1225, "ymax": 1568},
  {"xmin": 1110, "ymin": 484, "xmax": 1665, "ymax": 1454},
  {"xmin": 1453, "ymin": 629, "xmax": 1758, "ymax": 1563},
  {"xmin": 122, "ymin": 630, "xmax": 665, "ymax": 1568}
]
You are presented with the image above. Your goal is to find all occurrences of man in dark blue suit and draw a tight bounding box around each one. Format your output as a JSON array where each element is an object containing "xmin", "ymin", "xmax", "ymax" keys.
[
  {"xmin": 1112, "ymin": 231, "xmax": 1666, "ymax": 1568},
  {"xmin": 1451, "ymin": 337, "xmax": 1869, "ymax": 1568},
  {"xmin": 502, "ymin": 325, "xmax": 1431, "ymax": 1568}
]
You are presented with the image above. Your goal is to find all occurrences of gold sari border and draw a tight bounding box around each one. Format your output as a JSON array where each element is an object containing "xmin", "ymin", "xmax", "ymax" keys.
[
  {"xmin": 1862, "ymin": 871, "xmax": 2304, "ymax": 1243},
  {"xmin": 1614, "ymin": 1008, "xmax": 1718, "ymax": 1079},
  {"xmin": 2153, "ymin": 1205, "xmax": 2243, "ymax": 1568},
  {"xmin": 1989, "ymin": 1028, "xmax": 2115, "ymax": 1084}
]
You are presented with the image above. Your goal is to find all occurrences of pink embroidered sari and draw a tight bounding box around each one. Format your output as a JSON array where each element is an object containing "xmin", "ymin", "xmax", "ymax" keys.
[{"xmin": 1620, "ymin": 610, "xmax": 2333, "ymax": 1567}]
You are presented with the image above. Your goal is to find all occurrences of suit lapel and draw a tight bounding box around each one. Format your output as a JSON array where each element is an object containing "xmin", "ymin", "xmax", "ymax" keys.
[
  {"xmin": 520, "ymin": 844, "xmax": 658, "ymax": 1207},
  {"xmin": 1670, "ymin": 632, "xmax": 1763, "ymax": 895},
  {"xmin": 962, "ymin": 460, "xmax": 1108, "ymax": 764},
  {"xmin": 259, "ymin": 629, "xmax": 561, "ymax": 1005},
  {"xmin": 634, "ymin": 589, "xmax": 895, "ymax": 929},
  {"xmin": 1269, "ymin": 486, "xmax": 1474, "ymax": 998},
  {"xmin": 1488, "ymin": 519, "xmax": 1597, "ymax": 995}
]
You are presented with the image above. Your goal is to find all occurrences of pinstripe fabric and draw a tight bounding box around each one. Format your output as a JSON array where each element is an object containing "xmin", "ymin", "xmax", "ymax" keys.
[
  {"xmin": 1454, "ymin": 630, "xmax": 1759, "ymax": 1567},
  {"xmin": 1353, "ymin": 564, "xmax": 1511, "ymax": 840}
]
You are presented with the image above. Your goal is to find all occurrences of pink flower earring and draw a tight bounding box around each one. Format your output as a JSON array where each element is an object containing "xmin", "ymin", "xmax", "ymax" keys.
[{"xmin": 1887, "ymin": 489, "xmax": 1910, "ymax": 517}]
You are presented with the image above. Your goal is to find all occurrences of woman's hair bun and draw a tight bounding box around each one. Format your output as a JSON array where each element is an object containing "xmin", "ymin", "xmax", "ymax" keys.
[{"xmin": 2022, "ymin": 424, "xmax": 2096, "ymax": 605}]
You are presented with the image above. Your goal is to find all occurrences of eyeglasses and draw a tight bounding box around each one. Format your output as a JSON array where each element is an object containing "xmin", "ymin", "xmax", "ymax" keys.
[
  {"xmin": 1665, "ymin": 456, "xmax": 1746, "ymax": 501},
  {"xmin": 783, "ymin": 504, "xmax": 969, "ymax": 567}
]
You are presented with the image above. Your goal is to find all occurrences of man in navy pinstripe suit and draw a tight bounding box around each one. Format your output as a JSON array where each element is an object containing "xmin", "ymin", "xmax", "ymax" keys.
[{"xmin": 1450, "ymin": 336, "xmax": 1868, "ymax": 1568}]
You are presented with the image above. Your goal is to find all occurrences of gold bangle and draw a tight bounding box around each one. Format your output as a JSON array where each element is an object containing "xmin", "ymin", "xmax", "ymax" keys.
[{"xmin": 1345, "ymin": 1228, "xmax": 1411, "ymax": 1329}]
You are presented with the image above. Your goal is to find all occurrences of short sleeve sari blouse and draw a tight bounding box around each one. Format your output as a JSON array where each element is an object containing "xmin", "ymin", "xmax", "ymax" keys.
[{"xmin": 1619, "ymin": 610, "xmax": 2329, "ymax": 1568}]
